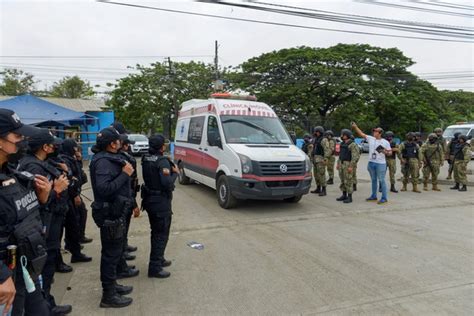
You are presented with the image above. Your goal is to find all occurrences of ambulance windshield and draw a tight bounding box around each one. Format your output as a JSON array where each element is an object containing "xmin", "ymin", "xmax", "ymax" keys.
[{"xmin": 221, "ymin": 115, "xmax": 292, "ymax": 144}]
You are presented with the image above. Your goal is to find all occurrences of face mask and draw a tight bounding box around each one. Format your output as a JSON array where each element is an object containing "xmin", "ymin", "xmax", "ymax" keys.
[
  {"xmin": 407, "ymin": 137, "xmax": 414, "ymax": 142},
  {"xmin": 47, "ymin": 151, "xmax": 59, "ymax": 159},
  {"xmin": 6, "ymin": 139, "xmax": 28, "ymax": 164},
  {"xmin": 429, "ymin": 139, "xmax": 436, "ymax": 144}
]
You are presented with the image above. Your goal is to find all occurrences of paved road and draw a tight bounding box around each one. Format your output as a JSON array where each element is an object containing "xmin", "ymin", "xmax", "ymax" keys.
[{"xmin": 53, "ymin": 155, "xmax": 474, "ymax": 315}]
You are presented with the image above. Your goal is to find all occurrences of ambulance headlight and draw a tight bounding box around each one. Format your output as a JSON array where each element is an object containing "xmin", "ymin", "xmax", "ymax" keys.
[
  {"xmin": 305, "ymin": 157, "xmax": 311, "ymax": 173},
  {"xmin": 238, "ymin": 154, "xmax": 253, "ymax": 174}
]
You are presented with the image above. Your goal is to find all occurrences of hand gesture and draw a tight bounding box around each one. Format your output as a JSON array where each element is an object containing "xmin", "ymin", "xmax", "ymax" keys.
[
  {"xmin": 351, "ymin": 122, "xmax": 357, "ymax": 129},
  {"xmin": 133, "ymin": 206, "xmax": 140, "ymax": 218},
  {"xmin": 53, "ymin": 174, "xmax": 69, "ymax": 194},
  {"xmin": 58, "ymin": 163, "xmax": 68, "ymax": 172},
  {"xmin": 34, "ymin": 174, "xmax": 52, "ymax": 204},
  {"xmin": 0, "ymin": 277, "xmax": 16, "ymax": 316},
  {"xmin": 171, "ymin": 165, "xmax": 179, "ymax": 174},
  {"xmin": 122, "ymin": 162, "xmax": 134, "ymax": 176}
]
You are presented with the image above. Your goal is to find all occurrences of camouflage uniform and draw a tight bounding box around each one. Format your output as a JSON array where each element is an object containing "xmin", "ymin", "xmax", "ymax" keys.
[
  {"xmin": 398, "ymin": 138, "xmax": 422, "ymax": 192},
  {"xmin": 311, "ymin": 129, "xmax": 331, "ymax": 196},
  {"xmin": 326, "ymin": 136, "xmax": 336, "ymax": 183},
  {"xmin": 338, "ymin": 141, "xmax": 360, "ymax": 195},
  {"xmin": 446, "ymin": 135, "xmax": 459, "ymax": 180},
  {"xmin": 384, "ymin": 131, "xmax": 398, "ymax": 192},
  {"xmin": 420, "ymin": 134, "xmax": 443, "ymax": 191},
  {"xmin": 451, "ymin": 137, "xmax": 471, "ymax": 191}
]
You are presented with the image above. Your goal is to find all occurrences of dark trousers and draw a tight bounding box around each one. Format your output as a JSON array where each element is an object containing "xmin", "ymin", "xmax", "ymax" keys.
[
  {"xmin": 116, "ymin": 208, "xmax": 132, "ymax": 274},
  {"xmin": 147, "ymin": 212, "xmax": 172, "ymax": 272},
  {"xmin": 12, "ymin": 270, "xmax": 50, "ymax": 316},
  {"xmin": 123, "ymin": 208, "xmax": 132, "ymax": 251},
  {"xmin": 100, "ymin": 226, "xmax": 123, "ymax": 291},
  {"xmin": 64, "ymin": 203, "xmax": 82, "ymax": 257},
  {"xmin": 44, "ymin": 214, "xmax": 63, "ymax": 307},
  {"xmin": 42, "ymin": 248, "xmax": 59, "ymax": 308},
  {"xmin": 77, "ymin": 201, "xmax": 89, "ymax": 239}
]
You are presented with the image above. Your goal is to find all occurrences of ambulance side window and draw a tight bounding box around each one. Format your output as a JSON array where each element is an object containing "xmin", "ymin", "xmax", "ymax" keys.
[
  {"xmin": 207, "ymin": 116, "xmax": 221, "ymax": 146},
  {"xmin": 188, "ymin": 116, "xmax": 205, "ymax": 144}
]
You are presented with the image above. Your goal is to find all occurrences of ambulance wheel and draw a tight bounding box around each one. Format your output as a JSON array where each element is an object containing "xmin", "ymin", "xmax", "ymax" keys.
[
  {"xmin": 178, "ymin": 164, "xmax": 191, "ymax": 185},
  {"xmin": 284, "ymin": 195, "xmax": 302, "ymax": 203},
  {"xmin": 217, "ymin": 175, "xmax": 237, "ymax": 209}
]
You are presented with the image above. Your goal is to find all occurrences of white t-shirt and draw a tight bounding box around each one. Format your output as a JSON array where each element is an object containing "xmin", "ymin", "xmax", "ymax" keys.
[{"xmin": 366, "ymin": 135, "xmax": 391, "ymax": 164}]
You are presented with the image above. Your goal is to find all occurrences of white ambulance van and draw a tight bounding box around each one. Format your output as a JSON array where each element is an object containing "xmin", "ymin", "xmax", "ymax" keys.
[{"xmin": 174, "ymin": 93, "xmax": 312, "ymax": 209}]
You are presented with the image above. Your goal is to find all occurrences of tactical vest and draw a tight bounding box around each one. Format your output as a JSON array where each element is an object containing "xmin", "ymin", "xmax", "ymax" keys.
[
  {"xmin": 141, "ymin": 154, "xmax": 173, "ymax": 215},
  {"xmin": 302, "ymin": 142, "xmax": 310, "ymax": 154},
  {"xmin": 386, "ymin": 141, "xmax": 397, "ymax": 159},
  {"xmin": 339, "ymin": 141, "xmax": 352, "ymax": 162},
  {"xmin": 0, "ymin": 170, "xmax": 47, "ymax": 280},
  {"xmin": 449, "ymin": 140, "xmax": 458, "ymax": 155},
  {"xmin": 454, "ymin": 144, "xmax": 466, "ymax": 161},
  {"xmin": 402, "ymin": 142, "xmax": 418, "ymax": 159},
  {"xmin": 312, "ymin": 137, "xmax": 324, "ymax": 156}
]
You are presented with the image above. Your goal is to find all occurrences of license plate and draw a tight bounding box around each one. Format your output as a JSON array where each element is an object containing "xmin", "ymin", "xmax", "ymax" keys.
[{"xmin": 271, "ymin": 189, "xmax": 293, "ymax": 196}]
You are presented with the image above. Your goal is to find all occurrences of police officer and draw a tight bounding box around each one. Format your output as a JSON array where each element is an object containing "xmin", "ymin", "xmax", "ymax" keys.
[
  {"xmin": 18, "ymin": 129, "xmax": 74, "ymax": 315},
  {"xmin": 89, "ymin": 127, "xmax": 136, "ymax": 308},
  {"xmin": 142, "ymin": 135, "xmax": 177, "ymax": 278},
  {"xmin": 384, "ymin": 131, "xmax": 399, "ymax": 193},
  {"xmin": 0, "ymin": 109, "xmax": 51, "ymax": 316},
  {"xmin": 446, "ymin": 132, "xmax": 460, "ymax": 180},
  {"xmin": 451, "ymin": 135, "xmax": 471, "ymax": 192},
  {"xmin": 398, "ymin": 132, "xmax": 422, "ymax": 193},
  {"xmin": 72, "ymin": 146, "xmax": 93, "ymax": 244},
  {"xmin": 118, "ymin": 136, "xmax": 139, "ymax": 261},
  {"xmin": 336, "ymin": 129, "xmax": 360, "ymax": 203},
  {"xmin": 310, "ymin": 126, "xmax": 330, "ymax": 196},
  {"xmin": 324, "ymin": 130, "xmax": 336, "ymax": 185},
  {"xmin": 421, "ymin": 133, "xmax": 443, "ymax": 191}
]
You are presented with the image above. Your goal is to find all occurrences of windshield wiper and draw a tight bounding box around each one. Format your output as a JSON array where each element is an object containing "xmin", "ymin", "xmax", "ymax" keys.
[{"xmin": 222, "ymin": 118, "xmax": 284, "ymax": 143}]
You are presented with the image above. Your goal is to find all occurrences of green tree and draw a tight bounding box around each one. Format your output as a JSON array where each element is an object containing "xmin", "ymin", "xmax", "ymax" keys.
[
  {"xmin": 438, "ymin": 90, "xmax": 474, "ymax": 125},
  {"xmin": 50, "ymin": 75, "xmax": 95, "ymax": 98},
  {"xmin": 107, "ymin": 61, "xmax": 214, "ymax": 137},
  {"xmin": 0, "ymin": 68, "xmax": 35, "ymax": 95}
]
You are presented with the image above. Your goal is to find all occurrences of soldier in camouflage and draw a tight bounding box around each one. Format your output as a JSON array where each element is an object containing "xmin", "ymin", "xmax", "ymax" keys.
[
  {"xmin": 446, "ymin": 132, "xmax": 460, "ymax": 180},
  {"xmin": 310, "ymin": 126, "xmax": 331, "ymax": 196},
  {"xmin": 336, "ymin": 129, "xmax": 360, "ymax": 203},
  {"xmin": 450, "ymin": 135, "xmax": 471, "ymax": 192},
  {"xmin": 384, "ymin": 131, "xmax": 399, "ymax": 193},
  {"xmin": 398, "ymin": 132, "xmax": 423, "ymax": 193},
  {"xmin": 324, "ymin": 130, "xmax": 336, "ymax": 185},
  {"xmin": 420, "ymin": 133, "xmax": 443, "ymax": 191},
  {"xmin": 434, "ymin": 128, "xmax": 447, "ymax": 159}
]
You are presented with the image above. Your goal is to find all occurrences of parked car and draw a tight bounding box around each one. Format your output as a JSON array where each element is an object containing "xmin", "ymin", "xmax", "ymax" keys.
[
  {"xmin": 443, "ymin": 123, "xmax": 474, "ymax": 159},
  {"xmin": 361, "ymin": 139, "xmax": 370, "ymax": 153},
  {"xmin": 127, "ymin": 134, "xmax": 149, "ymax": 155}
]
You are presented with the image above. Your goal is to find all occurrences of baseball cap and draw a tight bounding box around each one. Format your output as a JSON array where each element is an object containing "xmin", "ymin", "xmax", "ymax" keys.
[
  {"xmin": 96, "ymin": 127, "xmax": 121, "ymax": 146},
  {"xmin": 149, "ymin": 134, "xmax": 166, "ymax": 149},
  {"xmin": 28, "ymin": 128, "xmax": 62, "ymax": 148},
  {"xmin": 112, "ymin": 122, "xmax": 128, "ymax": 135},
  {"xmin": 0, "ymin": 108, "xmax": 38, "ymax": 137}
]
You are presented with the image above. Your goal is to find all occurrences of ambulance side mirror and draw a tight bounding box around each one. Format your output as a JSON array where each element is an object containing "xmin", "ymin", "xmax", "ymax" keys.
[{"xmin": 208, "ymin": 130, "xmax": 222, "ymax": 149}]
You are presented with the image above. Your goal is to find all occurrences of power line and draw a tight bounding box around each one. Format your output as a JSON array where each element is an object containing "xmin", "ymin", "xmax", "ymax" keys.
[
  {"xmin": 408, "ymin": 0, "xmax": 474, "ymax": 11},
  {"xmin": 206, "ymin": 1, "xmax": 473, "ymax": 39},
  {"xmin": 355, "ymin": 0, "xmax": 474, "ymax": 18},
  {"xmin": 0, "ymin": 55, "xmax": 213, "ymax": 59},
  {"xmin": 95, "ymin": 0, "xmax": 473, "ymax": 43}
]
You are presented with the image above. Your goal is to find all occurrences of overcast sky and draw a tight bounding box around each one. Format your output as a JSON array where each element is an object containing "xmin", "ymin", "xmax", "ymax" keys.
[{"xmin": 1, "ymin": 0, "xmax": 473, "ymax": 93}]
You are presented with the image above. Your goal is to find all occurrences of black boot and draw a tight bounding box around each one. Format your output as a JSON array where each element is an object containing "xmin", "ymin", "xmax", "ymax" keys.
[
  {"xmin": 327, "ymin": 178, "xmax": 334, "ymax": 185},
  {"xmin": 390, "ymin": 184, "xmax": 398, "ymax": 193},
  {"xmin": 117, "ymin": 267, "xmax": 140, "ymax": 279},
  {"xmin": 56, "ymin": 262, "xmax": 73, "ymax": 273},
  {"xmin": 318, "ymin": 186, "xmax": 327, "ymax": 196},
  {"xmin": 336, "ymin": 192, "xmax": 347, "ymax": 201},
  {"xmin": 79, "ymin": 236, "xmax": 93, "ymax": 244},
  {"xmin": 159, "ymin": 257, "xmax": 172, "ymax": 267},
  {"xmin": 123, "ymin": 252, "xmax": 136, "ymax": 261},
  {"xmin": 343, "ymin": 194, "xmax": 353, "ymax": 203},
  {"xmin": 52, "ymin": 304, "xmax": 72, "ymax": 315},
  {"xmin": 71, "ymin": 253, "xmax": 92, "ymax": 263},
  {"xmin": 100, "ymin": 289, "xmax": 133, "ymax": 308},
  {"xmin": 459, "ymin": 185, "xmax": 467, "ymax": 192},
  {"xmin": 311, "ymin": 186, "xmax": 321, "ymax": 194},
  {"xmin": 450, "ymin": 183, "xmax": 460, "ymax": 190},
  {"xmin": 126, "ymin": 245, "xmax": 138, "ymax": 253},
  {"xmin": 115, "ymin": 283, "xmax": 133, "ymax": 296},
  {"xmin": 353, "ymin": 184, "xmax": 357, "ymax": 191}
]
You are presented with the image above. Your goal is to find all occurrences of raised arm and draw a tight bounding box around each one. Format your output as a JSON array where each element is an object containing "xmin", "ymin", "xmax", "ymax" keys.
[{"xmin": 351, "ymin": 122, "xmax": 367, "ymax": 139}]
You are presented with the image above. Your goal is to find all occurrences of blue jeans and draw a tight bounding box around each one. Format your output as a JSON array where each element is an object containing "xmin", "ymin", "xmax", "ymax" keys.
[{"xmin": 367, "ymin": 161, "xmax": 388, "ymax": 200}]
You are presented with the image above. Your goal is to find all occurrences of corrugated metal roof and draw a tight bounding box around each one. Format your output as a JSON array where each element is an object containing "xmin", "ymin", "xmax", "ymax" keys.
[{"xmin": 0, "ymin": 95, "xmax": 106, "ymax": 112}]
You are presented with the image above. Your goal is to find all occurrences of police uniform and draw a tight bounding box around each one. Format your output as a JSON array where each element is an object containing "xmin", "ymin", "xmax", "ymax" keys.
[
  {"xmin": 141, "ymin": 135, "xmax": 177, "ymax": 278},
  {"xmin": 310, "ymin": 126, "xmax": 330, "ymax": 196},
  {"xmin": 398, "ymin": 134, "xmax": 422, "ymax": 192},
  {"xmin": 451, "ymin": 136, "xmax": 471, "ymax": 191},
  {"xmin": 0, "ymin": 109, "xmax": 50, "ymax": 316},
  {"xmin": 336, "ymin": 130, "xmax": 360, "ymax": 203},
  {"xmin": 89, "ymin": 127, "xmax": 135, "ymax": 308},
  {"xmin": 420, "ymin": 134, "xmax": 443, "ymax": 191}
]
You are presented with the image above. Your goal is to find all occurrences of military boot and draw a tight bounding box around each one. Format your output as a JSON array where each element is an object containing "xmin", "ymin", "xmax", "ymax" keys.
[
  {"xmin": 353, "ymin": 183, "xmax": 357, "ymax": 191},
  {"xmin": 450, "ymin": 183, "xmax": 460, "ymax": 190},
  {"xmin": 311, "ymin": 186, "xmax": 321, "ymax": 194},
  {"xmin": 100, "ymin": 289, "xmax": 133, "ymax": 308},
  {"xmin": 413, "ymin": 183, "xmax": 421, "ymax": 193},
  {"xmin": 423, "ymin": 181, "xmax": 428, "ymax": 191},
  {"xmin": 459, "ymin": 185, "xmax": 467, "ymax": 192},
  {"xmin": 159, "ymin": 257, "xmax": 172, "ymax": 267},
  {"xmin": 327, "ymin": 178, "xmax": 334, "ymax": 185},
  {"xmin": 318, "ymin": 186, "xmax": 327, "ymax": 196},
  {"xmin": 343, "ymin": 194, "xmax": 353, "ymax": 203},
  {"xmin": 432, "ymin": 184, "xmax": 441, "ymax": 191},
  {"xmin": 390, "ymin": 184, "xmax": 398, "ymax": 193},
  {"xmin": 148, "ymin": 261, "xmax": 171, "ymax": 279},
  {"xmin": 336, "ymin": 192, "xmax": 347, "ymax": 201},
  {"xmin": 401, "ymin": 182, "xmax": 407, "ymax": 192}
]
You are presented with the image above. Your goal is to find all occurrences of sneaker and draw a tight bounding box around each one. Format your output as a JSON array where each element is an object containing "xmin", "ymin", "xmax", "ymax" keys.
[
  {"xmin": 377, "ymin": 199, "xmax": 388, "ymax": 204},
  {"xmin": 366, "ymin": 196, "xmax": 377, "ymax": 202}
]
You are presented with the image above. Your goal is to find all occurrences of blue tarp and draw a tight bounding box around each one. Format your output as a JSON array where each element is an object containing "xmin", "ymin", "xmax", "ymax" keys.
[{"xmin": 0, "ymin": 94, "xmax": 95, "ymax": 126}]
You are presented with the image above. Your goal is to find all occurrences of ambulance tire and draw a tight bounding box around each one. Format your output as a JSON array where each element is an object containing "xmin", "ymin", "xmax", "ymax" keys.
[
  {"xmin": 217, "ymin": 175, "xmax": 237, "ymax": 209},
  {"xmin": 284, "ymin": 195, "xmax": 302, "ymax": 203},
  {"xmin": 178, "ymin": 164, "xmax": 191, "ymax": 185}
]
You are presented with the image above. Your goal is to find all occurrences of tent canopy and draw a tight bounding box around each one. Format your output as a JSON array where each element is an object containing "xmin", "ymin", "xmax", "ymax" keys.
[{"xmin": 0, "ymin": 94, "xmax": 96, "ymax": 126}]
